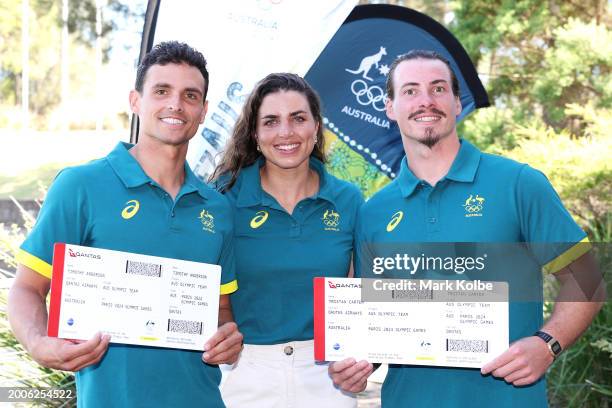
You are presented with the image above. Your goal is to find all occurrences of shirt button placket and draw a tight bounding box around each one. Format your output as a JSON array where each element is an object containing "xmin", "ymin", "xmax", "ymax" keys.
[
  {"xmin": 289, "ymin": 220, "xmax": 300, "ymax": 237},
  {"xmin": 426, "ymin": 186, "xmax": 440, "ymax": 235},
  {"xmin": 289, "ymin": 205, "xmax": 303, "ymax": 238}
]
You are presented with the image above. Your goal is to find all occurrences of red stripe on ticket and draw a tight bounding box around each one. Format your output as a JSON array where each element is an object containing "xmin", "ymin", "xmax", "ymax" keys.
[
  {"xmin": 313, "ymin": 277, "xmax": 326, "ymax": 361},
  {"xmin": 48, "ymin": 243, "xmax": 66, "ymax": 337}
]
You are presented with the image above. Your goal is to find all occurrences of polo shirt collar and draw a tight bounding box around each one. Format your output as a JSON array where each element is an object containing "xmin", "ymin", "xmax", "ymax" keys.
[
  {"xmin": 397, "ymin": 138, "xmax": 481, "ymax": 198},
  {"xmin": 445, "ymin": 139, "xmax": 481, "ymax": 183},
  {"xmin": 236, "ymin": 157, "xmax": 336, "ymax": 208},
  {"xmin": 183, "ymin": 164, "xmax": 211, "ymax": 200},
  {"xmin": 106, "ymin": 142, "xmax": 150, "ymax": 188},
  {"xmin": 309, "ymin": 157, "xmax": 336, "ymax": 204},
  {"xmin": 106, "ymin": 142, "xmax": 210, "ymax": 200},
  {"xmin": 397, "ymin": 157, "xmax": 421, "ymax": 198}
]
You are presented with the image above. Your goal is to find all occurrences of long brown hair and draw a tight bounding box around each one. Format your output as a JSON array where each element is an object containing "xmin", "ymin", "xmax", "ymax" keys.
[{"xmin": 210, "ymin": 73, "xmax": 326, "ymax": 191}]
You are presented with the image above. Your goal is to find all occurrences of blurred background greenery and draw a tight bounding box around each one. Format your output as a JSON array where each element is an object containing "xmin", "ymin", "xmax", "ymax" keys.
[{"xmin": 0, "ymin": 0, "xmax": 610, "ymax": 406}]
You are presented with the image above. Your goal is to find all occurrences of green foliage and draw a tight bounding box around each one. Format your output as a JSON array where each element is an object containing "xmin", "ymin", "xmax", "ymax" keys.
[
  {"xmin": 533, "ymin": 19, "xmax": 612, "ymax": 127},
  {"xmin": 0, "ymin": 198, "xmax": 76, "ymax": 406},
  {"xmin": 0, "ymin": 0, "xmax": 143, "ymax": 129},
  {"xmin": 0, "ymin": 164, "xmax": 66, "ymax": 200},
  {"xmin": 452, "ymin": 0, "xmax": 610, "ymax": 132},
  {"xmin": 458, "ymin": 106, "xmax": 516, "ymax": 151},
  {"xmin": 452, "ymin": 1, "xmax": 611, "ymax": 405},
  {"xmin": 0, "ymin": 0, "xmax": 62, "ymax": 117},
  {"xmin": 544, "ymin": 239, "xmax": 612, "ymax": 407}
]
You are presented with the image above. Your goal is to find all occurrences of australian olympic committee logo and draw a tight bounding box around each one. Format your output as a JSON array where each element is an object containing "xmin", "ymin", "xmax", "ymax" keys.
[
  {"xmin": 322, "ymin": 209, "xmax": 341, "ymax": 231},
  {"xmin": 463, "ymin": 194, "xmax": 485, "ymax": 217},
  {"xmin": 341, "ymin": 45, "xmax": 391, "ymax": 129},
  {"xmin": 350, "ymin": 80, "xmax": 386, "ymax": 112},
  {"xmin": 345, "ymin": 46, "xmax": 389, "ymax": 112},
  {"xmin": 198, "ymin": 209, "xmax": 215, "ymax": 233}
]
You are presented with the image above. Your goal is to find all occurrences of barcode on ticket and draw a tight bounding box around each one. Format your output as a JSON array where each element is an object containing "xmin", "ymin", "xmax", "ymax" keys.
[
  {"xmin": 167, "ymin": 319, "xmax": 203, "ymax": 335},
  {"xmin": 125, "ymin": 260, "xmax": 162, "ymax": 277},
  {"xmin": 446, "ymin": 339, "xmax": 489, "ymax": 353}
]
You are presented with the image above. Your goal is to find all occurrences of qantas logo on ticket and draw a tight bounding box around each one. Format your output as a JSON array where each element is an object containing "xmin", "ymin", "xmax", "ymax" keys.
[
  {"xmin": 68, "ymin": 248, "xmax": 101, "ymax": 260},
  {"xmin": 327, "ymin": 280, "xmax": 361, "ymax": 289}
]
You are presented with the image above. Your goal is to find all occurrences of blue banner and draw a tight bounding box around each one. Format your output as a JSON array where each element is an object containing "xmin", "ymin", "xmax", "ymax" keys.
[{"xmin": 306, "ymin": 5, "xmax": 489, "ymax": 198}]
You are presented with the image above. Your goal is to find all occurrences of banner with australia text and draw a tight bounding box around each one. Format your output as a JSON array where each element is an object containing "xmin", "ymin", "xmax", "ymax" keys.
[
  {"xmin": 144, "ymin": 3, "xmax": 489, "ymax": 196},
  {"xmin": 304, "ymin": 5, "xmax": 489, "ymax": 198}
]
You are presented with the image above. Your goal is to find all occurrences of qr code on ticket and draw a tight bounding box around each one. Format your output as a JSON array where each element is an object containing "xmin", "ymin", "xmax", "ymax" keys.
[
  {"xmin": 125, "ymin": 260, "xmax": 162, "ymax": 277},
  {"xmin": 167, "ymin": 319, "xmax": 203, "ymax": 335},
  {"xmin": 446, "ymin": 339, "xmax": 489, "ymax": 353}
]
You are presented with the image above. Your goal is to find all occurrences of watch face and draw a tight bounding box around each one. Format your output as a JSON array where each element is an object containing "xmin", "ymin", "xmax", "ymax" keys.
[{"xmin": 551, "ymin": 341, "xmax": 562, "ymax": 355}]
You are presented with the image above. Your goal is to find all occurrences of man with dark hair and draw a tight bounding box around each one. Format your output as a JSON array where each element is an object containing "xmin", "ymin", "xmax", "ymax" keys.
[
  {"xmin": 135, "ymin": 41, "xmax": 210, "ymax": 97},
  {"xmin": 8, "ymin": 41, "xmax": 242, "ymax": 407},
  {"xmin": 329, "ymin": 50, "xmax": 604, "ymax": 406}
]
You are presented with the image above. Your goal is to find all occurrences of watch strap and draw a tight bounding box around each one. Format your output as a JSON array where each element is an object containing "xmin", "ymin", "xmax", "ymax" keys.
[{"xmin": 534, "ymin": 330, "xmax": 562, "ymax": 358}]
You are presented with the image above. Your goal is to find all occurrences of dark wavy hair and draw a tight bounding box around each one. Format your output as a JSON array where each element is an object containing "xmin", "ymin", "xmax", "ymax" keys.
[
  {"xmin": 211, "ymin": 73, "xmax": 326, "ymax": 191},
  {"xmin": 135, "ymin": 41, "xmax": 209, "ymax": 99}
]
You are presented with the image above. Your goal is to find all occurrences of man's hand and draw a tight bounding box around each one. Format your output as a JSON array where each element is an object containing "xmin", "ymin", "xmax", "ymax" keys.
[
  {"xmin": 202, "ymin": 322, "xmax": 243, "ymax": 365},
  {"xmin": 481, "ymin": 336, "xmax": 553, "ymax": 386},
  {"xmin": 29, "ymin": 332, "xmax": 111, "ymax": 372},
  {"xmin": 328, "ymin": 358, "xmax": 373, "ymax": 393},
  {"xmin": 8, "ymin": 265, "xmax": 110, "ymax": 372}
]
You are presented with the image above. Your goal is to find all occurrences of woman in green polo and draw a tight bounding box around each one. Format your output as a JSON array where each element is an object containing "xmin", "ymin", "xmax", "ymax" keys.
[{"xmin": 212, "ymin": 73, "xmax": 363, "ymax": 408}]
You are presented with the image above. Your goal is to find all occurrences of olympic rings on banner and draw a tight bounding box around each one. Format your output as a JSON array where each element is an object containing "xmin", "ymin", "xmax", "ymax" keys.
[{"xmin": 351, "ymin": 80, "xmax": 386, "ymax": 112}]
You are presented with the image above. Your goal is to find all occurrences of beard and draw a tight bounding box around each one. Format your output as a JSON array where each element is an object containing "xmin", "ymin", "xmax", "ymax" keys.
[
  {"xmin": 410, "ymin": 127, "xmax": 451, "ymax": 149},
  {"xmin": 420, "ymin": 127, "xmax": 442, "ymax": 148}
]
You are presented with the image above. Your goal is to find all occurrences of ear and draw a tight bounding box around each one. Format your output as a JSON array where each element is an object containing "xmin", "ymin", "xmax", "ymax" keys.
[
  {"xmin": 129, "ymin": 90, "xmax": 140, "ymax": 115},
  {"xmin": 385, "ymin": 97, "xmax": 396, "ymax": 121},
  {"xmin": 455, "ymin": 95, "xmax": 462, "ymax": 117},
  {"xmin": 200, "ymin": 100, "xmax": 208, "ymax": 124}
]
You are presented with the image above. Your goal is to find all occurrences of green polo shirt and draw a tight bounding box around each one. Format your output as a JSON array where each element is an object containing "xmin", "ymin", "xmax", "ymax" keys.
[
  {"xmin": 221, "ymin": 157, "xmax": 364, "ymax": 344},
  {"xmin": 356, "ymin": 139, "xmax": 588, "ymax": 408},
  {"xmin": 18, "ymin": 142, "xmax": 237, "ymax": 408}
]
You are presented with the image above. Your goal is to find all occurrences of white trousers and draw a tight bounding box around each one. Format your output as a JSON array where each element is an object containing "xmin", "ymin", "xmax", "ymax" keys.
[{"xmin": 220, "ymin": 340, "xmax": 357, "ymax": 408}]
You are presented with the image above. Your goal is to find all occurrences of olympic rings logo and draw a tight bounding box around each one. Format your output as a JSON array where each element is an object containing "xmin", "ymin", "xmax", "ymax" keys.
[
  {"xmin": 464, "ymin": 205, "xmax": 483, "ymax": 213},
  {"xmin": 323, "ymin": 219, "xmax": 340, "ymax": 227},
  {"xmin": 351, "ymin": 80, "xmax": 386, "ymax": 112},
  {"xmin": 322, "ymin": 209, "xmax": 340, "ymax": 228}
]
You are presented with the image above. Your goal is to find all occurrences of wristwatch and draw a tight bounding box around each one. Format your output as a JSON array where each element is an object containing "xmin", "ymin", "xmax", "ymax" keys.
[{"xmin": 534, "ymin": 330, "xmax": 562, "ymax": 359}]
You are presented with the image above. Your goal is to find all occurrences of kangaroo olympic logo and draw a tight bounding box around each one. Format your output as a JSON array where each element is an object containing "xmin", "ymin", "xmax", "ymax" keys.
[
  {"xmin": 345, "ymin": 46, "xmax": 388, "ymax": 81},
  {"xmin": 463, "ymin": 194, "xmax": 485, "ymax": 218},
  {"xmin": 345, "ymin": 46, "xmax": 390, "ymax": 112},
  {"xmin": 351, "ymin": 80, "xmax": 386, "ymax": 112}
]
